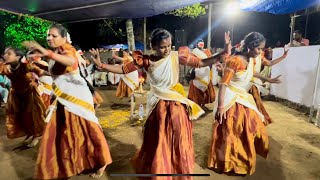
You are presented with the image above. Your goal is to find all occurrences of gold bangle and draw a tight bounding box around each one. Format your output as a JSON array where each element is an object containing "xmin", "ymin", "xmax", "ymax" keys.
[{"xmin": 47, "ymin": 50, "xmax": 54, "ymax": 59}]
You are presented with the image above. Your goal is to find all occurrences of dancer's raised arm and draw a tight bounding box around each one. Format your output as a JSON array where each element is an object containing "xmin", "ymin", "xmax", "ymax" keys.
[
  {"xmin": 89, "ymin": 48, "xmax": 124, "ymax": 74},
  {"xmin": 23, "ymin": 41, "xmax": 75, "ymax": 66}
]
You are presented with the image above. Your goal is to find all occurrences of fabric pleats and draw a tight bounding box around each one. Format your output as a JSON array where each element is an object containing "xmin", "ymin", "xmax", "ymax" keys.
[
  {"xmin": 35, "ymin": 103, "xmax": 112, "ymax": 179},
  {"xmin": 6, "ymin": 84, "xmax": 46, "ymax": 139},
  {"xmin": 188, "ymin": 81, "xmax": 215, "ymax": 105},
  {"xmin": 249, "ymin": 85, "xmax": 273, "ymax": 126},
  {"xmin": 116, "ymin": 79, "xmax": 133, "ymax": 98},
  {"xmin": 131, "ymin": 100, "xmax": 194, "ymax": 180},
  {"xmin": 208, "ymin": 103, "xmax": 269, "ymax": 175}
]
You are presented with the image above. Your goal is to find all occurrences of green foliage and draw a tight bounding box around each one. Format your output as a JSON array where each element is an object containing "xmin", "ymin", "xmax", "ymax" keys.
[
  {"xmin": 98, "ymin": 19, "xmax": 126, "ymax": 43},
  {"xmin": 0, "ymin": 10, "xmax": 52, "ymax": 50},
  {"xmin": 165, "ymin": 3, "xmax": 206, "ymax": 18},
  {"xmin": 0, "ymin": 11, "xmax": 16, "ymax": 27}
]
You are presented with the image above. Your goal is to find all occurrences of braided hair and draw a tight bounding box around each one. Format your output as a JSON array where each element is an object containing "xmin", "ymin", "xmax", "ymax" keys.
[
  {"xmin": 49, "ymin": 23, "xmax": 68, "ymax": 38},
  {"xmin": 149, "ymin": 28, "xmax": 172, "ymax": 48},
  {"xmin": 242, "ymin": 32, "xmax": 266, "ymax": 52}
]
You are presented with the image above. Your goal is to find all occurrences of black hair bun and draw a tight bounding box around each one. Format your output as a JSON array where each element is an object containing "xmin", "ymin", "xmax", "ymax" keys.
[{"xmin": 149, "ymin": 28, "xmax": 172, "ymax": 47}]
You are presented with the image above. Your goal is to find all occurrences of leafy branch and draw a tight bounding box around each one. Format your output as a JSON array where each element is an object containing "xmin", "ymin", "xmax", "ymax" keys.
[{"xmin": 165, "ymin": 3, "xmax": 206, "ymax": 18}]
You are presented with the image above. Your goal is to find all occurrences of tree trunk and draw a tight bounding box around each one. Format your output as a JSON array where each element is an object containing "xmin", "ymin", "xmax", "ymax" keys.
[{"xmin": 126, "ymin": 19, "xmax": 135, "ymax": 51}]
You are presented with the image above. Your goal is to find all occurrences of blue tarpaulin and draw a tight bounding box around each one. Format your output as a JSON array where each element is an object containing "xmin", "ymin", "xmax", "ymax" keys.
[
  {"xmin": 0, "ymin": 0, "xmax": 319, "ymax": 23},
  {"xmin": 99, "ymin": 44, "xmax": 125, "ymax": 49},
  {"xmin": 99, "ymin": 41, "xmax": 144, "ymax": 51},
  {"xmin": 240, "ymin": 0, "xmax": 320, "ymax": 14},
  {"xmin": 0, "ymin": 0, "xmax": 208, "ymax": 23}
]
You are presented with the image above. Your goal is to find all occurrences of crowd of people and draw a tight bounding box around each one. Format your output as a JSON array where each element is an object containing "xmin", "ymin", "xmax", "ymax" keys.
[{"xmin": 0, "ymin": 22, "xmax": 291, "ymax": 180}]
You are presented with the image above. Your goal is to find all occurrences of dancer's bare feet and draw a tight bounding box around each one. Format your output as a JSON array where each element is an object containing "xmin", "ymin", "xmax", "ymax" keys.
[
  {"xmin": 94, "ymin": 103, "xmax": 101, "ymax": 110},
  {"xmin": 22, "ymin": 135, "xmax": 32, "ymax": 144},
  {"xmin": 90, "ymin": 165, "xmax": 106, "ymax": 179},
  {"xmin": 201, "ymin": 105, "xmax": 210, "ymax": 111},
  {"xmin": 27, "ymin": 137, "xmax": 41, "ymax": 147}
]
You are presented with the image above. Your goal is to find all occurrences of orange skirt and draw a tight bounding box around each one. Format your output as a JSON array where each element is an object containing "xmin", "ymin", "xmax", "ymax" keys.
[
  {"xmin": 35, "ymin": 103, "xmax": 112, "ymax": 179},
  {"xmin": 116, "ymin": 79, "xmax": 133, "ymax": 97},
  {"xmin": 249, "ymin": 85, "xmax": 273, "ymax": 126},
  {"xmin": 208, "ymin": 103, "xmax": 269, "ymax": 175},
  {"xmin": 93, "ymin": 90, "xmax": 104, "ymax": 105},
  {"xmin": 188, "ymin": 81, "xmax": 215, "ymax": 105},
  {"xmin": 131, "ymin": 100, "xmax": 194, "ymax": 180},
  {"xmin": 6, "ymin": 85, "xmax": 46, "ymax": 139},
  {"xmin": 41, "ymin": 93, "xmax": 51, "ymax": 110}
]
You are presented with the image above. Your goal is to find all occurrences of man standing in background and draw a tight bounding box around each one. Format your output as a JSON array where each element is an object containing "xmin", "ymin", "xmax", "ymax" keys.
[{"xmin": 288, "ymin": 30, "xmax": 310, "ymax": 46}]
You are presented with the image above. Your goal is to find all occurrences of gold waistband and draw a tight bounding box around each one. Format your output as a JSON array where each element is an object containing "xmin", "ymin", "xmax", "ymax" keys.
[
  {"xmin": 171, "ymin": 83, "xmax": 186, "ymax": 97},
  {"xmin": 229, "ymin": 85, "xmax": 255, "ymax": 104},
  {"xmin": 123, "ymin": 75, "xmax": 138, "ymax": 88},
  {"xmin": 41, "ymin": 82, "xmax": 53, "ymax": 90},
  {"xmin": 53, "ymin": 84, "xmax": 94, "ymax": 112},
  {"xmin": 195, "ymin": 77, "xmax": 209, "ymax": 86}
]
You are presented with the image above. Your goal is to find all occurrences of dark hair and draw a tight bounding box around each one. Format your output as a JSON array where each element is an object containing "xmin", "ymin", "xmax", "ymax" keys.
[
  {"xmin": 6, "ymin": 47, "xmax": 25, "ymax": 61},
  {"xmin": 122, "ymin": 49, "xmax": 132, "ymax": 56},
  {"xmin": 49, "ymin": 23, "xmax": 68, "ymax": 37},
  {"xmin": 294, "ymin": 30, "xmax": 302, "ymax": 35},
  {"xmin": 27, "ymin": 49, "xmax": 42, "ymax": 55},
  {"xmin": 197, "ymin": 39, "xmax": 204, "ymax": 44},
  {"xmin": 115, "ymin": 60, "xmax": 122, "ymax": 64},
  {"xmin": 195, "ymin": 39, "xmax": 204, "ymax": 48},
  {"xmin": 73, "ymin": 45, "xmax": 81, "ymax": 51},
  {"xmin": 149, "ymin": 28, "xmax": 172, "ymax": 47},
  {"xmin": 243, "ymin": 32, "xmax": 266, "ymax": 51}
]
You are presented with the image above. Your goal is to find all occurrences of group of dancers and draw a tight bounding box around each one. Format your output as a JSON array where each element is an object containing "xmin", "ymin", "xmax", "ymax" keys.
[{"xmin": 0, "ymin": 22, "xmax": 288, "ymax": 179}]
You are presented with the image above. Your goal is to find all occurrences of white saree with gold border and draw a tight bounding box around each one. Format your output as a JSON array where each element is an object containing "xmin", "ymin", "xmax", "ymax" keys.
[
  {"xmin": 120, "ymin": 70, "xmax": 139, "ymax": 91},
  {"xmin": 34, "ymin": 60, "xmax": 53, "ymax": 96},
  {"xmin": 213, "ymin": 59, "xmax": 265, "ymax": 122},
  {"xmin": 191, "ymin": 48, "xmax": 211, "ymax": 91},
  {"xmin": 146, "ymin": 51, "xmax": 204, "ymax": 120},
  {"xmin": 47, "ymin": 60, "xmax": 99, "ymax": 125},
  {"xmin": 250, "ymin": 54, "xmax": 269, "ymax": 95},
  {"xmin": 38, "ymin": 76, "xmax": 53, "ymax": 96}
]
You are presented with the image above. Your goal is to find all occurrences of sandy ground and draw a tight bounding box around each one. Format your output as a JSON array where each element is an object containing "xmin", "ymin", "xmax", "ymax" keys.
[{"xmin": 0, "ymin": 87, "xmax": 320, "ymax": 180}]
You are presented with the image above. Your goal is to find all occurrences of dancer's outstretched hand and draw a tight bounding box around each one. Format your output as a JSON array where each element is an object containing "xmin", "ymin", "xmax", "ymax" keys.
[
  {"xmin": 215, "ymin": 62, "xmax": 224, "ymax": 72},
  {"xmin": 217, "ymin": 107, "xmax": 226, "ymax": 124},
  {"xmin": 225, "ymin": 31, "xmax": 231, "ymax": 44},
  {"xmin": 225, "ymin": 31, "xmax": 232, "ymax": 56},
  {"xmin": 268, "ymin": 75, "xmax": 282, "ymax": 84},
  {"xmin": 89, "ymin": 48, "xmax": 102, "ymax": 67},
  {"xmin": 22, "ymin": 41, "xmax": 48, "ymax": 57},
  {"xmin": 283, "ymin": 46, "xmax": 289, "ymax": 58}
]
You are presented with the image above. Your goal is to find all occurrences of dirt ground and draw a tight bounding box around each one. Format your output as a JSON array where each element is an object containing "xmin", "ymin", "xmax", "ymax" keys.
[{"xmin": 0, "ymin": 86, "xmax": 320, "ymax": 180}]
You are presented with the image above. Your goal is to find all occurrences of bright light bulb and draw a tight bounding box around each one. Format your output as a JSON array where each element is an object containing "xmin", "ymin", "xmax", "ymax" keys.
[
  {"xmin": 240, "ymin": 0, "xmax": 259, "ymax": 9},
  {"xmin": 225, "ymin": 2, "xmax": 240, "ymax": 17}
]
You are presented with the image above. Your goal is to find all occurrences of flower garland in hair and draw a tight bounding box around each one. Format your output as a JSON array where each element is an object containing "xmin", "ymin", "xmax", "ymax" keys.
[
  {"xmin": 235, "ymin": 40, "xmax": 245, "ymax": 52},
  {"xmin": 66, "ymin": 33, "xmax": 72, "ymax": 44},
  {"xmin": 20, "ymin": 56, "xmax": 27, "ymax": 64}
]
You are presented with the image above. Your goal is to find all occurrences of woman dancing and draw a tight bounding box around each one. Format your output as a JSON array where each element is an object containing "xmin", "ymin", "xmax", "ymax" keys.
[
  {"xmin": 23, "ymin": 23, "xmax": 112, "ymax": 179},
  {"xmin": 112, "ymin": 49, "xmax": 139, "ymax": 97},
  {"xmin": 90, "ymin": 28, "xmax": 225, "ymax": 179},
  {"xmin": 208, "ymin": 32, "xmax": 283, "ymax": 175},
  {"xmin": 1, "ymin": 47, "xmax": 47, "ymax": 147}
]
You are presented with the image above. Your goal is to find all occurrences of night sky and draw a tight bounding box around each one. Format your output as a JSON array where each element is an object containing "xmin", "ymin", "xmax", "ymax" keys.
[{"xmin": 66, "ymin": 6, "xmax": 320, "ymax": 51}]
